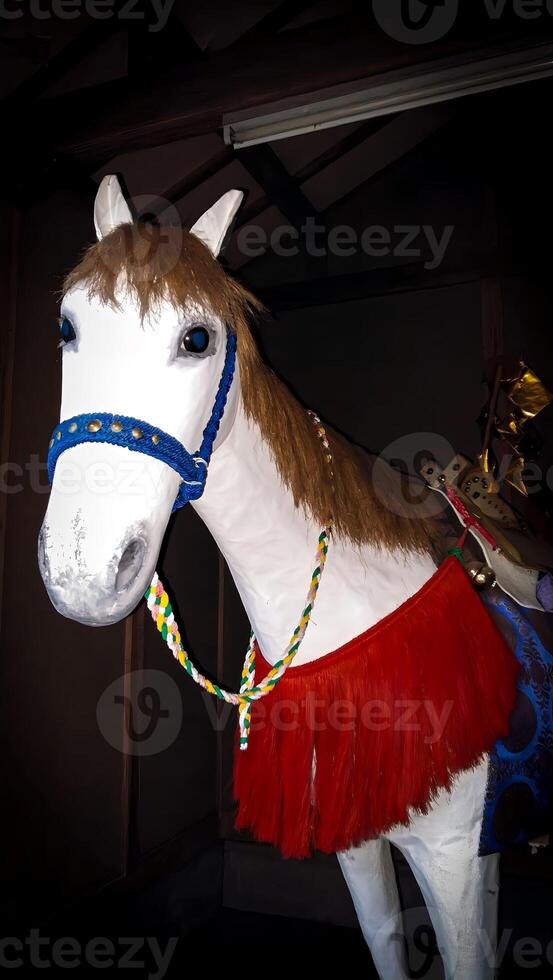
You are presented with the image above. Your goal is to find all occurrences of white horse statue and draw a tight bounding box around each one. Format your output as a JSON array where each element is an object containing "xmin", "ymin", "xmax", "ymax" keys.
[{"xmin": 39, "ymin": 175, "xmax": 525, "ymax": 979}]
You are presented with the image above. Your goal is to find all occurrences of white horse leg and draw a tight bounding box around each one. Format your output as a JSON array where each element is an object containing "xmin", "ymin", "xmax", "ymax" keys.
[
  {"xmin": 387, "ymin": 759, "xmax": 500, "ymax": 980},
  {"xmin": 337, "ymin": 837, "xmax": 410, "ymax": 979}
]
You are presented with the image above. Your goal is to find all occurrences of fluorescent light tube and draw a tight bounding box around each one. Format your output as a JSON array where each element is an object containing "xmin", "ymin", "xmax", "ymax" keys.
[{"xmin": 223, "ymin": 42, "xmax": 553, "ymax": 147}]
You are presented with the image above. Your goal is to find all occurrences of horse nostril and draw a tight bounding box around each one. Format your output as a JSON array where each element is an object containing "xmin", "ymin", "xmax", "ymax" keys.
[{"xmin": 115, "ymin": 538, "xmax": 145, "ymax": 593}]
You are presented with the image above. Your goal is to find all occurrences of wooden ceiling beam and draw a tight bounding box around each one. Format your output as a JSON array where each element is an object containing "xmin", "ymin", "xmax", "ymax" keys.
[
  {"xmin": 236, "ymin": 116, "xmax": 395, "ymax": 228},
  {"xmin": 255, "ymin": 254, "xmax": 515, "ymax": 312},
  {"xmin": 149, "ymin": 146, "xmax": 235, "ymax": 218},
  {"xmin": 235, "ymin": 143, "xmax": 317, "ymax": 228},
  {"xmin": 229, "ymin": 0, "xmax": 324, "ymax": 46},
  {"xmin": 2, "ymin": 19, "xmax": 124, "ymax": 107},
  {"xmin": 9, "ymin": 14, "xmax": 550, "ymax": 175},
  {"xmin": 127, "ymin": 7, "xmax": 205, "ymax": 78}
]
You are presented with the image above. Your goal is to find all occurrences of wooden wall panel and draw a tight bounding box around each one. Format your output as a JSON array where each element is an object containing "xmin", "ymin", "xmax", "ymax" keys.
[
  {"xmin": 135, "ymin": 505, "xmax": 220, "ymax": 858},
  {"xmin": 0, "ymin": 203, "xmax": 18, "ymax": 633},
  {"xmin": 0, "ymin": 191, "xmax": 129, "ymax": 922}
]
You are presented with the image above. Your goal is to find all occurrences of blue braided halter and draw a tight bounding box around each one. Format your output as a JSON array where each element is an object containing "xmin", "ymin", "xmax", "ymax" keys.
[{"xmin": 47, "ymin": 332, "xmax": 237, "ymax": 512}]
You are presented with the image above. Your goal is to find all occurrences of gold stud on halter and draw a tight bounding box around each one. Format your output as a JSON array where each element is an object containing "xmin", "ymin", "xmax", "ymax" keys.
[
  {"xmin": 132, "ymin": 427, "xmax": 143, "ymax": 439},
  {"xmin": 86, "ymin": 419, "xmax": 102, "ymax": 433},
  {"xmin": 110, "ymin": 421, "xmax": 123, "ymax": 433}
]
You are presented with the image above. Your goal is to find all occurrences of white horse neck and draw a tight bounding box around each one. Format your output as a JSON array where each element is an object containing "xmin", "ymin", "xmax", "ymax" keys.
[{"xmin": 193, "ymin": 398, "xmax": 437, "ymax": 666}]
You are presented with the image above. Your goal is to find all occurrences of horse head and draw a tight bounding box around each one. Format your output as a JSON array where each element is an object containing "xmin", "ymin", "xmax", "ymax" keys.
[{"xmin": 38, "ymin": 175, "xmax": 246, "ymax": 626}]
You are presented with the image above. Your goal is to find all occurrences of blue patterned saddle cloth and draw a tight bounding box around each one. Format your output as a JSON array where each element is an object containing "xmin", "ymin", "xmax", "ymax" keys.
[{"xmin": 479, "ymin": 593, "xmax": 553, "ymax": 854}]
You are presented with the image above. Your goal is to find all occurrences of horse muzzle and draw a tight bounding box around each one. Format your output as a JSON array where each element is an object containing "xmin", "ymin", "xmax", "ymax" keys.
[
  {"xmin": 38, "ymin": 521, "xmax": 152, "ymax": 626},
  {"xmin": 38, "ymin": 441, "xmax": 180, "ymax": 625}
]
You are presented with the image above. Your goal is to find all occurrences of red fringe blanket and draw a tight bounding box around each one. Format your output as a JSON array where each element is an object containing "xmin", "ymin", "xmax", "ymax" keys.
[{"xmin": 233, "ymin": 557, "xmax": 520, "ymax": 858}]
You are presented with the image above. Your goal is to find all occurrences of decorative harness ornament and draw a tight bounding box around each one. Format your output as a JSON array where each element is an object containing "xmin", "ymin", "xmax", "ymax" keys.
[{"xmin": 47, "ymin": 331, "xmax": 333, "ymax": 749}]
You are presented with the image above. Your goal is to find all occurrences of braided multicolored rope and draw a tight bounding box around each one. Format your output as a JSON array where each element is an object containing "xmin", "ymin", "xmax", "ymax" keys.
[{"xmin": 145, "ymin": 410, "xmax": 334, "ymax": 750}]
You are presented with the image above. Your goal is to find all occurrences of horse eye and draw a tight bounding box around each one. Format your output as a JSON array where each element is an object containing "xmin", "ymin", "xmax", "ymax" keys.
[
  {"xmin": 181, "ymin": 326, "xmax": 210, "ymax": 354},
  {"xmin": 59, "ymin": 316, "xmax": 76, "ymax": 344}
]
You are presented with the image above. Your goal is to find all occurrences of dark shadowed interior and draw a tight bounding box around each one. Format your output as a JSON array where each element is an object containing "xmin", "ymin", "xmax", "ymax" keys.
[{"xmin": 1, "ymin": 5, "xmax": 553, "ymax": 977}]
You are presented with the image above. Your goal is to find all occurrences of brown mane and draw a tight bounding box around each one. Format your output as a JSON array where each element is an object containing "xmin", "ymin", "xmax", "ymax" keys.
[{"xmin": 64, "ymin": 223, "xmax": 438, "ymax": 555}]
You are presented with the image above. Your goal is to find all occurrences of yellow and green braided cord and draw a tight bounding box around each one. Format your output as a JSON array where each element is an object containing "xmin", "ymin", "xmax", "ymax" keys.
[{"xmin": 145, "ymin": 412, "xmax": 333, "ymax": 749}]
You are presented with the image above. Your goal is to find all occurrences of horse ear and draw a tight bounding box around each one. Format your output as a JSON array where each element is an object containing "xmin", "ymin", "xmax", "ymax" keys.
[
  {"xmin": 94, "ymin": 175, "xmax": 133, "ymax": 240},
  {"xmin": 190, "ymin": 189, "xmax": 244, "ymax": 256}
]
